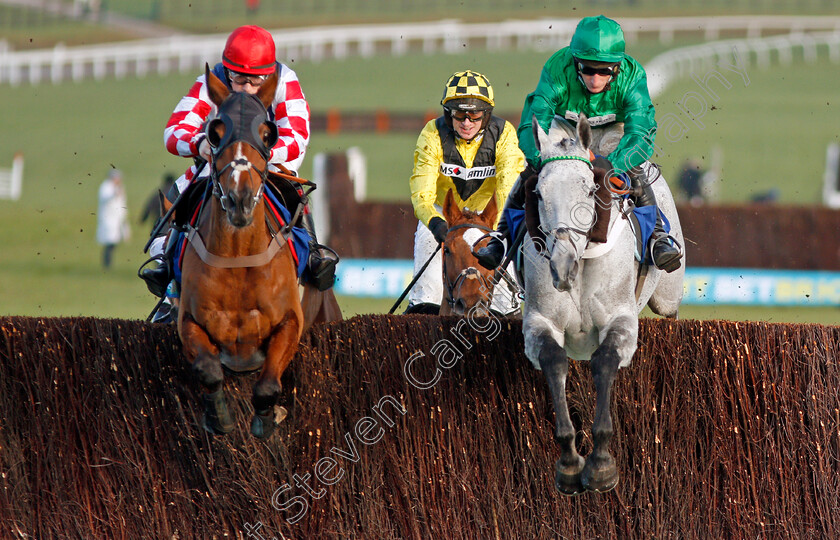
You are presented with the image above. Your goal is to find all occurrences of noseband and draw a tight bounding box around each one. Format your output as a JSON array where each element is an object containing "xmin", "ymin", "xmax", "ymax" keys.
[
  {"xmin": 539, "ymin": 225, "xmax": 591, "ymax": 262},
  {"xmin": 211, "ymin": 148, "xmax": 268, "ymax": 212},
  {"xmin": 442, "ymin": 223, "xmax": 495, "ymax": 309}
]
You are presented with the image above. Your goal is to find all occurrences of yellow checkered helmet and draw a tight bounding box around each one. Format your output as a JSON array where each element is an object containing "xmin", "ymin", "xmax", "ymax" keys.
[{"xmin": 441, "ymin": 70, "xmax": 495, "ymax": 111}]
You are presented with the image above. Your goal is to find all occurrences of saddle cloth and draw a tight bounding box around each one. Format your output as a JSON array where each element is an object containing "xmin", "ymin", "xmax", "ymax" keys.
[{"xmin": 505, "ymin": 202, "xmax": 670, "ymax": 268}]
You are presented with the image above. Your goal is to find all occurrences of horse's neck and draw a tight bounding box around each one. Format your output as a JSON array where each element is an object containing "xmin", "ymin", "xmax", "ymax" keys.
[{"xmin": 202, "ymin": 201, "xmax": 269, "ymax": 256}]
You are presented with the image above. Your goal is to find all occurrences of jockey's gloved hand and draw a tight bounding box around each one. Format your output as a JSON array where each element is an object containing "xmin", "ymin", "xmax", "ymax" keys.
[
  {"xmin": 591, "ymin": 155, "xmax": 614, "ymax": 175},
  {"xmin": 592, "ymin": 155, "xmax": 630, "ymax": 194},
  {"xmin": 474, "ymin": 232, "xmax": 506, "ymax": 270},
  {"xmin": 197, "ymin": 136, "xmax": 212, "ymax": 162},
  {"xmin": 522, "ymin": 162, "xmax": 540, "ymax": 181},
  {"xmin": 429, "ymin": 217, "xmax": 448, "ymax": 244}
]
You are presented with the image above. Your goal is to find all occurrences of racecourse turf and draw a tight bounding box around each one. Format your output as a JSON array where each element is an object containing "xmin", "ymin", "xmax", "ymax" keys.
[{"xmin": 0, "ymin": 38, "xmax": 838, "ymax": 320}]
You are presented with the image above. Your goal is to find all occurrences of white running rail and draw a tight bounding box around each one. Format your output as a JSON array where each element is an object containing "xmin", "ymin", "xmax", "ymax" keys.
[
  {"xmin": 646, "ymin": 30, "xmax": 840, "ymax": 98},
  {"xmin": 1, "ymin": 16, "xmax": 839, "ymax": 87}
]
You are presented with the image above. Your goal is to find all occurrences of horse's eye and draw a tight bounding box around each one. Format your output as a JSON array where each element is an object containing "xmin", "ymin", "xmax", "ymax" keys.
[
  {"xmin": 535, "ymin": 190, "xmax": 543, "ymax": 200},
  {"xmin": 443, "ymin": 246, "xmax": 450, "ymax": 255}
]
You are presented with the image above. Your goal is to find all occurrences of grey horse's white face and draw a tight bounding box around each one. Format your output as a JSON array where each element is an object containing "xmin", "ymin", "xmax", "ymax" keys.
[{"xmin": 533, "ymin": 115, "xmax": 596, "ymax": 291}]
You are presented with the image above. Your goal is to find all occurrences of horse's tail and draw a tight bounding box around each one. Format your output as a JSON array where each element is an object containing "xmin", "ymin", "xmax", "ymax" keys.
[{"xmin": 301, "ymin": 285, "xmax": 343, "ymax": 333}]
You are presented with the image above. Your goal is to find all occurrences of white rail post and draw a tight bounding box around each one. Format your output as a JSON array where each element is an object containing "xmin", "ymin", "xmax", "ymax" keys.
[
  {"xmin": 311, "ymin": 152, "xmax": 330, "ymax": 242},
  {"xmin": 823, "ymin": 143, "xmax": 840, "ymax": 209},
  {"xmin": 0, "ymin": 153, "xmax": 24, "ymax": 201}
]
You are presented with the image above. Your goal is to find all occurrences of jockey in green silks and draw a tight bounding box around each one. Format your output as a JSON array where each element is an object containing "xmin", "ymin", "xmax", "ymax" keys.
[{"xmin": 474, "ymin": 15, "xmax": 683, "ymax": 273}]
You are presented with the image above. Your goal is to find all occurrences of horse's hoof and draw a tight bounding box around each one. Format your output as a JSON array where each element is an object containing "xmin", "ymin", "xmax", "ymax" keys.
[
  {"xmin": 202, "ymin": 390, "xmax": 234, "ymax": 435},
  {"xmin": 250, "ymin": 406, "xmax": 286, "ymax": 439},
  {"xmin": 554, "ymin": 456, "xmax": 586, "ymax": 496},
  {"xmin": 581, "ymin": 456, "xmax": 619, "ymax": 493}
]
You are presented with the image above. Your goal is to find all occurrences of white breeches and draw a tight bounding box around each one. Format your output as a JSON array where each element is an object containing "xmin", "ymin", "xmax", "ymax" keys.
[
  {"xmin": 149, "ymin": 235, "xmax": 166, "ymax": 258},
  {"xmin": 408, "ymin": 218, "xmax": 520, "ymax": 315}
]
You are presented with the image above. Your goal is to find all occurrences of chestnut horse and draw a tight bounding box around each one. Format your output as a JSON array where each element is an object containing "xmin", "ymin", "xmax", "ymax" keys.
[
  {"xmin": 439, "ymin": 189, "xmax": 518, "ymax": 316},
  {"xmin": 177, "ymin": 66, "xmax": 317, "ymax": 439}
]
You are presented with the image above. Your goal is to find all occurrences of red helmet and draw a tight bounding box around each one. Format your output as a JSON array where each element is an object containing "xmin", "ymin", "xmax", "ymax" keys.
[{"xmin": 222, "ymin": 25, "xmax": 276, "ymax": 75}]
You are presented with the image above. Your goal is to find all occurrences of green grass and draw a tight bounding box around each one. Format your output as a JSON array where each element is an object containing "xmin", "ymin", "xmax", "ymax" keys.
[
  {"xmin": 85, "ymin": 1, "xmax": 840, "ymax": 31},
  {"xmin": 651, "ymin": 58, "xmax": 840, "ymax": 204},
  {"xmin": 0, "ymin": 37, "xmax": 838, "ymax": 322}
]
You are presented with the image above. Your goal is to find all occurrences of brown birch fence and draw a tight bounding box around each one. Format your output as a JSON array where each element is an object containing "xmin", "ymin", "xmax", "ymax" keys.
[{"xmin": 0, "ymin": 315, "xmax": 838, "ymax": 538}]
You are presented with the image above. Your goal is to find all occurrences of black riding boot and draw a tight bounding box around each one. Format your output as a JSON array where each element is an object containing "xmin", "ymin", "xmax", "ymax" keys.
[
  {"xmin": 301, "ymin": 212, "xmax": 338, "ymax": 291},
  {"xmin": 630, "ymin": 168, "xmax": 682, "ymax": 273},
  {"xmin": 140, "ymin": 229, "xmax": 179, "ymax": 297},
  {"xmin": 474, "ymin": 171, "xmax": 527, "ymax": 270}
]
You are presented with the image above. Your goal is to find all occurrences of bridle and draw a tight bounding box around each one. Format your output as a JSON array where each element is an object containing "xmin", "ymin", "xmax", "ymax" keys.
[
  {"xmin": 442, "ymin": 223, "xmax": 496, "ymax": 309},
  {"xmin": 210, "ymin": 145, "xmax": 269, "ymax": 212},
  {"xmin": 183, "ymin": 92, "xmax": 296, "ymax": 269},
  {"xmin": 205, "ymin": 91, "xmax": 277, "ymax": 215},
  {"xmin": 535, "ymin": 153, "xmax": 600, "ymax": 261}
]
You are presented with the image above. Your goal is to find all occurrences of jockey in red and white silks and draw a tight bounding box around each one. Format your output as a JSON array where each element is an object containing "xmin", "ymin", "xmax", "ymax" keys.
[
  {"xmin": 149, "ymin": 64, "xmax": 309, "ymax": 259},
  {"xmin": 142, "ymin": 26, "xmax": 337, "ymax": 321},
  {"xmin": 163, "ymin": 62, "xmax": 309, "ymax": 186}
]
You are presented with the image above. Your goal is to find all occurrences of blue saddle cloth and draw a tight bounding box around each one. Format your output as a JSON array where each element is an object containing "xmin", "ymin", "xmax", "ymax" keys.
[
  {"xmin": 171, "ymin": 183, "xmax": 310, "ymax": 289},
  {"xmin": 505, "ymin": 199, "xmax": 669, "ymax": 265}
]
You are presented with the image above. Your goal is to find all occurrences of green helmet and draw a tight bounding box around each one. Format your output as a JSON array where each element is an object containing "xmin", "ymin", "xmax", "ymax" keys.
[{"xmin": 569, "ymin": 15, "xmax": 625, "ymax": 64}]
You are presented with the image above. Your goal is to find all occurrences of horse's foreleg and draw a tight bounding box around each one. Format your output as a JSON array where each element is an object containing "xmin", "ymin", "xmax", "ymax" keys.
[
  {"xmin": 181, "ymin": 315, "xmax": 234, "ymax": 434},
  {"xmin": 250, "ymin": 314, "xmax": 302, "ymax": 439},
  {"xmin": 534, "ymin": 333, "xmax": 585, "ymax": 496},
  {"xmin": 582, "ymin": 319, "xmax": 636, "ymax": 493}
]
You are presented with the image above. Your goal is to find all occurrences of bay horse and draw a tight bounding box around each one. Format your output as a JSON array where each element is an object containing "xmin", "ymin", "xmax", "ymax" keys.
[
  {"xmin": 523, "ymin": 114, "xmax": 683, "ymax": 494},
  {"xmin": 439, "ymin": 189, "xmax": 498, "ymax": 316},
  {"xmin": 440, "ymin": 189, "xmax": 520, "ymax": 316},
  {"xmin": 177, "ymin": 66, "xmax": 311, "ymax": 439}
]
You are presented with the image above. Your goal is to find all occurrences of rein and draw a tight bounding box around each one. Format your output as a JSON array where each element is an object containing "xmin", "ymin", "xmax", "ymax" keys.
[{"xmin": 442, "ymin": 223, "xmax": 496, "ymax": 308}]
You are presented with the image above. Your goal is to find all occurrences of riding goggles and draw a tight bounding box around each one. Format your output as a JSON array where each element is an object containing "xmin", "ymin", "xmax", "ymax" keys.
[
  {"xmin": 576, "ymin": 61, "xmax": 618, "ymax": 77},
  {"xmin": 227, "ymin": 69, "xmax": 269, "ymax": 86},
  {"xmin": 450, "ymin": 111, "xmax": 486, "ymax": 123}
]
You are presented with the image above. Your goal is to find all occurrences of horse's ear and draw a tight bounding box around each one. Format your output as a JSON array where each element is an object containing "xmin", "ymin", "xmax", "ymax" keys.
[
  {"xmin": 532, "ymin": 114, "xmax": 550, "ymax": 155},
  {"xmin": 577, "ymin": 113, "xmax": 592, "ymax": 150},
  {"xmin": 481, "ymin": 192, "xmax": 499, "ymax": 227},
  {"xmin": 442, "ymin": 189, "xmax": 459, "ymax": 225},
  {"xmin": 205, "ymin": 63, "xmax": 229, "ymax": 107},
  {"xmin": 256, "ymin": 66, "xmax": 279, "ymax": 110}
]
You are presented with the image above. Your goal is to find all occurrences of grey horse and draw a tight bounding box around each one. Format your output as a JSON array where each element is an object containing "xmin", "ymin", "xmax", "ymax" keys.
[{"xmin": 522, "ymin": 114, "xmax": 684, "ymax": 494}]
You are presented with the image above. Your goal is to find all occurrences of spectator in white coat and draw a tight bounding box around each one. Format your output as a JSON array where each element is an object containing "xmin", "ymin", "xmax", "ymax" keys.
[{"xmin": 97, "ymin": 169, "xmax": 130, "ymax": 269}]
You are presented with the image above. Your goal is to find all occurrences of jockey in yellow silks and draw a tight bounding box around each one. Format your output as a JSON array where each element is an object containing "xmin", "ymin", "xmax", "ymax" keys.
[{"xmin": 405, "ymin": 70, "xmax": 525, "ymax": 315}]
